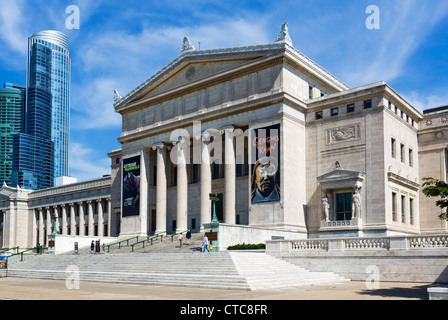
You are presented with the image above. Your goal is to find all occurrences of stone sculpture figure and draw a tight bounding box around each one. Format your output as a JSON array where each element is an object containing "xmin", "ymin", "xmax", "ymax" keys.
[
  {"xmin": 322, "ymin": 193, "xmax": 330, "ymax": 222},
  {"xmin": 352, "ymin": 187, "xmax": 361, "ymax": 218}
]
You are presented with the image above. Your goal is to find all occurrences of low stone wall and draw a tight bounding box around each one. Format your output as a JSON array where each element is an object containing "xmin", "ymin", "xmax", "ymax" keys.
[
  {"xmin": 204, "ymin": 223, "xmax": 307, "ymax": 251},
  {"xmin": 53, "ymin": 235, "xmax": 119, "ymax": 254},
  {"xmin": 266, "ymin": 235, "xmax": 448, "ymax": 283}
]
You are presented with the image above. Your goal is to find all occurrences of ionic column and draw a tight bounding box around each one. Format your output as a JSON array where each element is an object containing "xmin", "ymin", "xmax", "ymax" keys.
[
  {"xmin": 69, "ymin": 203, "xmax": 76, "ymax": 236},
  {"xmin": 78, "ymin": 202, "xmax": 85, "ymax": 236},
  {"xmin": 152, "ymin": 143, "xmax": 167, "ymax": 234},
  {"xmin": 222, "ymin": 126, "xmax": 236, "ymax": 224},
  {"xmin": 38, "ymin": 208, "xmax": 44, "ymax": 245},
  {"xmin": 97, "ymin": 199, "xmax": 104, "ymax": 237},
  {"xmin": 61, "ymin": 204, "xmax": 67, "ymax": 235},
  {"xmin": 87, "ymin": 200, "xmax": 94, "ymax": 236},
  {"xmin": 200, "ymin": 134, "xmax": 212, "ymax": 230},
  {"xmin": 107, "ymin": 199, "xmax": 111, "ymax": 237},
  {"xmin": 45, "ymin": 207, "xmax": 52, "ymax": 238},
  {"xmin": 53, "ymin": 206, "xmax": 59, "ymax": 233},
  {"xmin": 174, "ymin": 138, "xmax": 188, "ymax": 233}
]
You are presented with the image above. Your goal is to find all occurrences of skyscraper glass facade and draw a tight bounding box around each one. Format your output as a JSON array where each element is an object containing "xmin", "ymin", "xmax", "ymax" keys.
[
  {"xmin": 0, "ymin": 84, "xmax": 25, "ymax": 186},
  {"xmin": 11, "ymin": 30, "xmax": 70, "ymax": 190},
  {"xmin": 29, "ymin": 31, "xmax": 70, "ymax": 182}
]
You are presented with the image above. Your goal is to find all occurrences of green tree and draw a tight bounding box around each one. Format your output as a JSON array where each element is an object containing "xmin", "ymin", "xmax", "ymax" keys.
[{"xmin": 421, "ymin": 177, "xmax": 448, "ymax": 221}]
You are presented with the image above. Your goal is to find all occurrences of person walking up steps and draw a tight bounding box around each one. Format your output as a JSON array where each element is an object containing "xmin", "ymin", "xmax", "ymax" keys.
[{"xmin": 202, "ymin": 235, "xmax": 210, "ymax": 253}]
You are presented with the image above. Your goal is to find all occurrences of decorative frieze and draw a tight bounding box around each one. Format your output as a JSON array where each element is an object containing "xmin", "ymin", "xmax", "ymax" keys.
[{"xmin": 326, "ymin": 123, "xmax": 361, "ymax": 145}]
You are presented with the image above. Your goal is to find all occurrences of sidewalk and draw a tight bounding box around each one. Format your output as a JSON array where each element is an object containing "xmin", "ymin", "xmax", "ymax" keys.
[{"xmin": 0, "ymin": 277, "xmax": 434, "ymax": 300}]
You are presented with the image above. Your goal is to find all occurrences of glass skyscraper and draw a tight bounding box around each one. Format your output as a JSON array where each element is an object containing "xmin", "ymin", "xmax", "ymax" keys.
[
  {"xmin": 0, "ymin": 83, "xmax": 26, "ymax": 186},
  {"xmin": 11, "ymin": 30, "xmax": 70, "ymax": 190}
]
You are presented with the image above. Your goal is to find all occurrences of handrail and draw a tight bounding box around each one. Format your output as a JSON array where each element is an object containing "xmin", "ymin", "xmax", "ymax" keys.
[
  {"xmin": 9, "ymin": 245, "xmax": 43, "ymax": 262},
  {"xmin": 0, "ymin": 246, "xmax": 20, "ymax": 256},
  {"xmin": 170, "ymin": 227, "xmax": 202, "ymax": 242},
  {"xmin": 130, "ymin": 232, "xmax": 167, "ymax": 252},
  {"xmin": 106, "ymin": 236, "xmax": 140, "ymax": 252}
]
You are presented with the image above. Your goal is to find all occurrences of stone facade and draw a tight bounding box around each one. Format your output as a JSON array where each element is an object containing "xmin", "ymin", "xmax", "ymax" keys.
[
  {"xmin": 1, "ymin": 24, "xmax": 448, "ymax": 250},
  {"xmin": 108, "ymin": 24, "xmax": 448, "ymax": 240}
]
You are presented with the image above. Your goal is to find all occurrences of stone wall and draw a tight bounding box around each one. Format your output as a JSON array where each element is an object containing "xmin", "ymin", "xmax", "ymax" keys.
[{"xmin": 266, "ymin": 235, "xmax": 448, "ymax": 283}]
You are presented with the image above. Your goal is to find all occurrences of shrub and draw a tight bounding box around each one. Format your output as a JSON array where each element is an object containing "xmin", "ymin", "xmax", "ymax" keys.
[{"xmin": 227, "ymin": 243, "xmax": 266, "ymax": 250}]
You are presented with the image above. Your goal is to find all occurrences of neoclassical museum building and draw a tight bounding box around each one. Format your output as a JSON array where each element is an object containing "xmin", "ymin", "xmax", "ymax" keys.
[{"xmin": 1, "ymin": 23, "xmax": 448, "ymax": 251}]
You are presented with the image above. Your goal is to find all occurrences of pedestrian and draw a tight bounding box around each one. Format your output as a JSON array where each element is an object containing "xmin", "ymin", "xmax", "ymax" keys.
[
  {"xmin": 90, "ymin": 240, "xmax": 95, "ymax": 254},
  {"xmin": 179, "ymin": 232, "xmax": 183, "ymax": 248},
  {"xmin": 186, "ymin": 230, "xmax": 191, "ymax": 245},
  {"xmin": 102, "ymin": 242, "xmax": 106, "ymax": 254},
  {"xmin": 202, "ymin": 235, "xmax": 210, "ymax": 253}
]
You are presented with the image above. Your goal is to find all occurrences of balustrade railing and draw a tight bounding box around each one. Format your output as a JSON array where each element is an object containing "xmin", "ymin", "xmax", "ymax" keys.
[{"xmin": 408, "ymin": 236, "xmax": 448, "ymax": 248}]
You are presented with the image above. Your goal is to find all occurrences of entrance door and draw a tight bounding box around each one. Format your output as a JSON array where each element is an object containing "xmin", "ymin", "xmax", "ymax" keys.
[{"xmin": 151, "ymin": 210, "xmax": 156, "ymax": 233}]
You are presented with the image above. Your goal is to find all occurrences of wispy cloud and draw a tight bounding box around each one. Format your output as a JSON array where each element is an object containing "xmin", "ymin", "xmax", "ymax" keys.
[
  {"xmin": 336, "ymin": 0, "xmax": 448, "ymax": 87},
  {"xmin": 0, "ymin": 0, "xmax": 28, "ymax": 54},
  {"xmin": 70, "ymin": 17, "xmax": 271, "ymax": 130},
  {"xmin": 69, "ymin": 142, "xmax": 110, "ymax": 181}
]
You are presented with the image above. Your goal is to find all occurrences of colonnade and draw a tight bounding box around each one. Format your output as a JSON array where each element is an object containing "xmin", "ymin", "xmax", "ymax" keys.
[
  {"xmin": 150, "ymin": 126, "xmax": 239, "ymax": 233},
  {"xmin": 34, "ymin": 198, "xmax": 111, "ymax": 246}
]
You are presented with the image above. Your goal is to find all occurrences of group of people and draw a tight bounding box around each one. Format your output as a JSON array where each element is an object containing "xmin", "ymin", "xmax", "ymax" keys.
[{"xmin": 177, "ymin": 231, "xmax": 213, "ymax": 253}]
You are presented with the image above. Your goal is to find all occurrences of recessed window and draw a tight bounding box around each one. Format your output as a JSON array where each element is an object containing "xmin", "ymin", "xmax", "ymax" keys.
[
  {"xmin": 391, "ymin": 138, "xmax": 396, "ymax": 158},
  {"xmin": 409, "ymin": 198, "xmax": 414, "ymax": 225},
  {"xmin": 392, "ymin": 192, "xmax": 397, "ymax": 221},
  {"xmin": 347, "ymin": 104, "xmax": 355, "ymax": 113},
  {"xmin": 336, "ymin": 193, "xmax": 352, "ymax": 221},
  {"xmin": 401, "ymin": 195, "xmax": 406, "ymax": 223},
  {"xmin": 400, "ymin": 143, "xmax": 405, "ymax": 163},
  {"xmin": 409, "ymin": 148, "xmax": 413, "ymax": 167},
  {"xmin": 309, "ymin": 85, "xmax": 313, "ymax": 99},
  {"xmin": 315, "ymin": 111, "xmax": 323, "ymax": 120},
  {"xmin": 331, "ymin": 107, "xmax": 338, "ymax": 116},
  {"xmin": 364, "ymin": 100, "xmax": 372, "ymax": 109}
]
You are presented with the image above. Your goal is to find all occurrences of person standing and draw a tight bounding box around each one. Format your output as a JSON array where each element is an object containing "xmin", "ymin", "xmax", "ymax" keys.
[
  {"xmin": 90, "ymin": 240, "xmax": 95, "ymax": 254},
  {"xmin": 186, "ymin": 230, "xmax": 191, "ymax": 245},
  {"xmin": 179, "ymin": 233, "xmax": 183, "ymax": 248}
]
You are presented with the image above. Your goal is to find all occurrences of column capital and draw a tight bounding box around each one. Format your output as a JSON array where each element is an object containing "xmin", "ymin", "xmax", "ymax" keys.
[
  {"xmin": 219, "ymin": 125, "xmax": 234, "ymax": 135},
  {"xmin": 152, "ymin": 142, "xmax": 166, "ymax": 150}
]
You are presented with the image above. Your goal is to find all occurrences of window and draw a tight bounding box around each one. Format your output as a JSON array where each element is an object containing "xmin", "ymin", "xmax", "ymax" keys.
[
  {"xmin": 409, "ymin": 148, "xmax": 413, "ymax": 167},
  {"xmin": 315, "ymin": 111, "xmax": 322, "ymax": 120},
  {"xmin": 331, "ymin": 107, "xmax": 338, "ymax": 116},
  {"xmin": 401, "ymin": 195, "xmax": 406, "ymax": 223},
  {"xmin": 400, "ymin": 143, "xmax": 405, "ymax": 163},
  {"xmin": 388, "ymin": 101, "xmax": 392, "ymax": 110},
  {"xmin": 336, "ymin": 193, "xmax": 352, "ymax": 220},
  {"xmin": 364, "ymin": 100, "xmax": 372, "ymax": 109},
  {"xmin": 309, "ymin": 85, "xmax": 313, "ymax": 99},
  {"xmin": 347, "ymin": 104, "xmax": 355, "ymax": 113},
  {"xmin": 409, "ymin": 198, "xmax": 414, "ymax": 225},
  {"xmin": 392, "ymin": 192, "xmax": 397, "ymax": 221},
  {"xmin": 391, "ymin": 138, "xmax": 396, "ymax": 158}
]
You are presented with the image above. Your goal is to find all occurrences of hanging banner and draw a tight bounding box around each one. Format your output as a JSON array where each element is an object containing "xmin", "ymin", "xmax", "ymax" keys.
[
  {"xmin": 122, "ymin": 155, "xmax": 141, "ymax": 217},
  {"xmin": 250, "ymin": 124, "xmax": 281, "ymax": 204}
]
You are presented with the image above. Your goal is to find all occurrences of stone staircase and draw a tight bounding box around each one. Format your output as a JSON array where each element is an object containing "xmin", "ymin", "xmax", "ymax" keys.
[{"xmin": 6, "ymin": 249, "xmax": 349, "ymax": 290}]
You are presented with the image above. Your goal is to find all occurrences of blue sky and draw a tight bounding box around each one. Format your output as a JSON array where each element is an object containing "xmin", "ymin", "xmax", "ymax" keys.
[{"xmin": 1, "ymin": 0, "xmax": 448, "ymax": 182}]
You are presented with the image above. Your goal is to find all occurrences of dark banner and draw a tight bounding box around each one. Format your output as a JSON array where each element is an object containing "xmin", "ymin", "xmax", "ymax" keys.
[
  {"xmin": 251, "ymin": 124, "xmax": 280, "ymax": 204},
  {"xmin": 122, "ymin": 155, "xmax": 141, "ymax": 217}
]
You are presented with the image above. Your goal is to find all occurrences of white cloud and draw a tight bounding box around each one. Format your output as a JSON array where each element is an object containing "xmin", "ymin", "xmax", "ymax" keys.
[
  {"xmin": 70, "ymin": 17, "xmax": 271, "ymax": 130},
  {"xmin": 0, "ymin": 0, "xmax": 28, "ymax": 54},
  {"xmin": 404, "ymin": 91, "xmax": 448, "ymax": 113},
  {"xmin": 69, "ymin": 142, "xmax": 110, "ymax": 182},
  {"xmin": 339, "ymin": 1, "xmax": 448, "ymax": 87}
]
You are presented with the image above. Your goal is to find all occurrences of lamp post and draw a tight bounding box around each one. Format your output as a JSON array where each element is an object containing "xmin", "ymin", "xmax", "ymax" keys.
[{"xmin": 209, "ymin": 193, "xmax": 220, "ymax": 223}]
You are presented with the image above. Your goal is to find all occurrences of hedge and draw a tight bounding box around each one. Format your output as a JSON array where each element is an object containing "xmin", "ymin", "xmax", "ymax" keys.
[{"xmin": 227, "ymin": 243, "xmax": 266, "ymax": 250}]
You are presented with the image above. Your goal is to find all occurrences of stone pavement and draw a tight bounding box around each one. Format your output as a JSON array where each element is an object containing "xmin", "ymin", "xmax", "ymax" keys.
[{"xmin": 0, "ymin": 277, "xmax": 434, "ymax": 300}]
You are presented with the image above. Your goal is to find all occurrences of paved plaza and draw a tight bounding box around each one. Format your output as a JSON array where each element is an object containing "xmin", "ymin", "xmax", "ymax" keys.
[{"xmin": 0, "ymin": 277, "xmax": 434, "ymax": 300}]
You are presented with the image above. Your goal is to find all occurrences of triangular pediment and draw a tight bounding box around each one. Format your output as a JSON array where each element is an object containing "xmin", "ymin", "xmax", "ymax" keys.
[
  {"xmin": 135, "ymin": 58, "xmax": 256, "ymax": 102},
  {"xmin": 317, "ymin": 169, "xmax": 365, "ymax": 183},
  {"xmin": 114, "ymin": 44, "xmax": 287, "ymax": 110}
]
